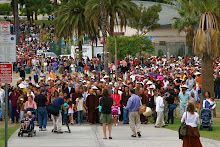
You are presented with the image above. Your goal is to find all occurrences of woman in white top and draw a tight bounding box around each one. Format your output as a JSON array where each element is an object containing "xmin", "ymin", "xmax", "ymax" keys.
[{"xmin": 181, "ymin": 103, "xmax": 202, "ymax": 147}]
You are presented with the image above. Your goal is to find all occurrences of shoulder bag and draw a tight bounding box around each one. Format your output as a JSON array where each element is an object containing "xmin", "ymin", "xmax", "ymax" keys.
[{"xmin": 179, "ymin": 111, "xmax": 187, "ymax": 139}]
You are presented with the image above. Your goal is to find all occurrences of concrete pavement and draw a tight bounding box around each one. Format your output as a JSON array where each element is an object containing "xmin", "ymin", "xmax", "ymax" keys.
[{"xmin": 8, "ymin": 123, "xmax": 220, "ymax": 147}]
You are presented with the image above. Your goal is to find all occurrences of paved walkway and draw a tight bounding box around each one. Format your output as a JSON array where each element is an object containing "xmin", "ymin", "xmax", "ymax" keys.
[{"xmin": 8, "ymin": 123, "xmax": 220, "ymax": 147}]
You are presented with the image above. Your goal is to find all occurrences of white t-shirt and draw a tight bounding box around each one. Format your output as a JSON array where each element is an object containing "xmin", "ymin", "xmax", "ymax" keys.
[
  {"xmin": 181, "ymin": 112, "xmax": 200, "ymax": 127},
  {"xmin": 76, "ymin": 98, "xmax": 84, "ymax": 111},
  {"xmin": 156, "ymin": 96, "xmax": 164, "ymax": 112}
]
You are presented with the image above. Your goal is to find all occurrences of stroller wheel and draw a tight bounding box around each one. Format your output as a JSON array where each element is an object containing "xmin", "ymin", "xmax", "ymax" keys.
[
  {"xmin": 34, "ymin": 130, "xmax": 36, "ymax": 136},
  {"xmin": 30, "ymin": 132, "xmax": 33, "ymax": 137},
  {"xmin": 208, "ymin": 127, "xmax": 213, "ymax": 131},
  {"xmin": 21, "ymin": 133, "xmax": 23, "ymax": 137},
  {"xmin": 18, "ymin": 132, "xmax": 20, "ymax": 137}
]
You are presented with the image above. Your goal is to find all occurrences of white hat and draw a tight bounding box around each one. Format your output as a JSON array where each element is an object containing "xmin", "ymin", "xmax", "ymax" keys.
[
  {"xmin": 47, "ymin": 77, "xmax": 52, "ymax": 81},
  {"xmin": 100, "ymin": 79, "xmax": 106, "ymax": 82},
  {"xmin": 118, "ymin": 78, "xmax": 122, "ymax": 81},
  {"xmin": 18, "ymin": 77, "xmax": 22, "ymax": 80},
  {"xmin": 25, "ymin": 78, "xmax": 29, "ymax": 80},
  {"xmin": 91, "ymin": 86, "xmax": 98, "ymax": 90},
  {"xmin": 109, "ymin": 82, "xmax": 113, "ymax": 85},
  {"xmin": 18, "ymin": 83, "xmax": 26, "ymax": 89},
  {"xmin": 39, "ymin": 78, "xmax": 44, "ymax": 81},
  {"xmin": 146, "ymin": 81, "xmax": 153, "ymax": 85},
  {"xmin": 103, "ymin": 75, "xmax": 109, "ymax": 78},
  {"xmin": 181, "ymin": 85, "xmax": 188, "ymax": 89},
  {"xmin": 148, "ymin": 85, "xmax": 154, "ymax": 89},
  {"xmin": 36, "ymin": 84, "xmax": 40, "ymax": 88},
  {"xmin": 82, "ymin": 80, "xmax": 87, "ymax": 83},
  {"xmin": 194, "ymin": 72, "xmax": 201, "ymax": 75}
]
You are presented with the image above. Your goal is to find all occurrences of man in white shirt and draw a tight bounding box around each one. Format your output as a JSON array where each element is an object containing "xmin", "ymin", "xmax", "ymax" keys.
[
  {"xmin": 0, "ymin": 84, "xmax": 5, "ymax": 121},
  {"xmin": 163, "ymin": 77, "xmax": 169, "ymax": 89},
  {"xmin": 155, "ymin": 91, "xmax": 166, "ymax": 128}
]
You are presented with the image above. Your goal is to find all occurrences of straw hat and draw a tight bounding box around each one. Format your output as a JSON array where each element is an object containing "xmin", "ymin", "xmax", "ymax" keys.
[{"xmin": 143, "ymin": 107, "xmax": 152, "ymax": 117}]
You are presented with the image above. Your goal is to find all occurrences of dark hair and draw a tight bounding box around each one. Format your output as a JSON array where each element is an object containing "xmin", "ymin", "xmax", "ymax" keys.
[
  {"xmin": 129, "ymin": 89, "xmax": 135, "ymax": 94},
  {"xmin": 160, "ymin": 91, "xmax": 165, "ymax": 95},
  {"xmin": 187, "ymin": 103, "xmax": 195, "ymax": 114},
  {"xmin": 206, "ymin": 91, "xmax": 211, "ymax": 98},
  {"xmin": 103, "ymin": 89, "xmax": 109, "ymax": 96}
]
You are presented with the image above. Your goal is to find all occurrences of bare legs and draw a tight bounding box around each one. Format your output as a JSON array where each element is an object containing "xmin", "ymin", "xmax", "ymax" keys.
[{"xmin": 102, "ymin": 123, "xmax": 112, "ymax": 139}]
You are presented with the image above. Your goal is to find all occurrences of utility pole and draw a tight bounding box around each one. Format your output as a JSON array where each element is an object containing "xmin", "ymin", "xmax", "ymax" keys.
[
  {"xmin": 14, "ymin": 0, "xmax": 19, "ymax": 45},
  {"xmin": 100, "ymin": 0, "xmax": 108, "ymax": 74}
]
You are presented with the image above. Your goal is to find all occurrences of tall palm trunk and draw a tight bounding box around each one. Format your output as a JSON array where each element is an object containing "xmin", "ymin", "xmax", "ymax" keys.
[
  {"xmin": 78, "ymin": 27, "xmax": 83, "ymax": 60},
  {"xmin": 109, "ymin": 14, "xmax": 114, "ymax": 36},
  {"xmin": 100, "ymin": 0, "xmax": 108, "ymax": 74},
  {"xmin": 35, "ymin": 10, "xmax": 38, "ymax": 20},
  {"xmin": 14, "ymin": 0, "xmax": 19, "ymax": 45},
  {"xmin": 26, "ymin": 5, "xmax": 31, "ymax": 23},
  {"xmin": 54, "ymin": 0, "xmax": 58, "ymax": 17},
  {"xmin": 200, "ymin": 54, "xmax": 214, "ymax": 108}
]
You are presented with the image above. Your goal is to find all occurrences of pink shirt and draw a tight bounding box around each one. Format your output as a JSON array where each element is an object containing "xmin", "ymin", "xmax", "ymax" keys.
[{"xmin": 68, "ymin": 104, "xmax": 75, "ymax": 113}]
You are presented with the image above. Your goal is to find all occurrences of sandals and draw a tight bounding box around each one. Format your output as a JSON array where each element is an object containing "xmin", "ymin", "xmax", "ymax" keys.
[
  {"xmin": 109, "ymin": 137, "xmax": 112, "ymax": 139},
  {"xmin": 131, "ymin": 135, "xmax": 136, "ymax": 137}
]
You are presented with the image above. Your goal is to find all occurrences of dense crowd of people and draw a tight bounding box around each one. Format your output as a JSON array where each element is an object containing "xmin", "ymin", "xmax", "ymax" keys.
[{"xmin": 0, "ymin": 22, "xmax": 219, "ymax": 146}]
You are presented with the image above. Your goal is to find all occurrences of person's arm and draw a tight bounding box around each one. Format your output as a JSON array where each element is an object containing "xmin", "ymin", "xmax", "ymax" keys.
[
  {"xmin": 125, "ymin": 98, "xmax": 132, "ymax": 110},
  {"xmin": 159, "ymin": 98, "xmax": 164, "ymax": 108},
  {"xmin": 24, "ymin": 102, "xmax": 27, "ymax": 110},
  {"xmin": 75, "ymin": 101, "xmax": 78, "ymax": 111},
  {"xmin": 181, "ymin": 112, "xmax": 186, "ymax": 123},
  {"xmin": 34, "ymin": 102, "xmax": 37, "ymax": 109},
  {"xmin": 62, "ymin": 104, "xmax": 66, "ymax": 112},
  {"xmin": 211, "ymin": 102, "xmax": 216, "ymax": 110},
  {"xmin": 203, "ymin": 99, "xmax": 206, "ymax": 108}
]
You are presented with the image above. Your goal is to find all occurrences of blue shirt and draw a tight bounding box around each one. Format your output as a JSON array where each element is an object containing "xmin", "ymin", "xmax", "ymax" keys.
[
  {"xmin": 179, "ymin": 92, "xmax": 190, "ymax": 107},
  {"xmin": 53, "ymin": 97, "xmax": 64, "ymax": 107},
  {"xmin": 125, "ymin": 94, "xmax": 141, "ymax": 111}
]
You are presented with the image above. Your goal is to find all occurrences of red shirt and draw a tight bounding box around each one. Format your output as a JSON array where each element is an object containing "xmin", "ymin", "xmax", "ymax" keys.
[
  {"xmin": 111, "ymin": 94, "xmax": 121, "ymax": 107},
  {"xmin": 9, "ymin": 92, "xmax": 21, "ymax": 107}
]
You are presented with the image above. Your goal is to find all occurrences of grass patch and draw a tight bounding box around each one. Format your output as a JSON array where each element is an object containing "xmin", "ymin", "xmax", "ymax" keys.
[{"xmin": 0, "ymin": 121, "xmax": 20, "ymax": 147}]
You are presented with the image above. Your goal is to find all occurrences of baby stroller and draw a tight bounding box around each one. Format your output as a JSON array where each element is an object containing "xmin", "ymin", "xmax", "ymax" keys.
[
  {"xmin": 18, "ymin": 108, "xmax": 37, "ymax": 137},
  {"xmin": 200, "ymin": 109, "xmax": 213, "ymax": 131}
]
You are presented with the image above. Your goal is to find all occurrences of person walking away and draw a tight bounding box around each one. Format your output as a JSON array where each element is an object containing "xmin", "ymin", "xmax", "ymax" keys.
[
  {"xmin": 125, "ymin": 89, "xmax": 141, "ymax": 137},
  {"xmin": 9, "ymin": 87, "xmax": 21, "ymax": 123},
  {"xmin": 181, "ymin": 103, "xmax": 202, "ymax": 147},
  {"xmin": 52, "ymin": 93, "xmax": 66, "ymax": 133},
  {"xmin": 139, "ymin": 88, "xmax": 149, "ymax": 124},
  {"xmin": 165, "ymin": 91, "xmax": 175, "ymax": 124},
  {"xmin": 0, "ymin": 84, "xmax": 5, "ymax": 121},
  {"xmin": 155, "ymin": 91, "xmax": 166, "ymax": 128},
  {"xmin": 179, "ymin": 85, "xmax": 190, "ymax": 118},
  {"xmin": 76, "ymin": 95, "xmax": 87, "ymax": 125},
  {"xmin": 122, "ymin": 86, "xmax": 130, "ymax": 124},
  {"xmin": 100, "ymin": 89, "xmax": 113, "ymax": 139},
  {"xmin": 112, "ymin": 101, "xmax": 119, "ymax": 126},
  {"xmin": 67, "ymin": 100, "xmax": 75, "ymax": 125},
  {"xmin": 35, "ymin": 89, "xmax": 48, "ymax": 131},
  {"xmin": 20, "ymin": 67, "xmax": 26, "ymax": 81},
  {"xmin": 86, "ymin": 89, "xmax": 97, "ymax": 124}
]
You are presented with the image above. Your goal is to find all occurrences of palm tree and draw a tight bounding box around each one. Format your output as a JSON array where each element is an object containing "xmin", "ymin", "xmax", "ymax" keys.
[
  {"xmin": 85, "ymin": 0, "xmax": 138, "ymax": 36},
  {"xmin": 193, "ymin": 0, "xmax": 220, "ymax": 108},
  {"xmin": 53, "ymin": 0, "xmax": 89, "ymax": 59},
  {"xmin": 100, "ymin": 0, "xmax": 109, "ymax": 73}
]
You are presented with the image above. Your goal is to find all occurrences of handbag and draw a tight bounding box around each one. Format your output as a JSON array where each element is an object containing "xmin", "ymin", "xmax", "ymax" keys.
[
  {"xmin": 179, "ymin": 111, "xmax": 187, "ymax": 139},
  {"xmin": 46, "ymin": 104, "xmax": 60, "ymax": 116},
  {"xmin": 138, "ymin": 97, "xmax": 146, "ymax": 114}
]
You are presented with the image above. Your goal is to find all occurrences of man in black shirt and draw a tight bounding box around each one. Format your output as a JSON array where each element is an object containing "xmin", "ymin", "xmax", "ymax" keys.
[{"xmin": 35, "ymin": 89, "xmax": 48, "ymax": 131}]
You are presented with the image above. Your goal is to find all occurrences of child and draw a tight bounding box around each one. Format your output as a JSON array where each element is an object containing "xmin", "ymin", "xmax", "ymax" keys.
[
  {"xmin": 111, "ymin": 101, "xmax": 119, "ymax": 126},
  {"xmin": 68, "ymin": 100, "xmax": 75, "ymax": 125},
  {"xmin": 62, "ymin": 98, "xmax": 68, "ymax": 125},
  {"xmin": 75, "ymin": 95, "xmax": 87, "ymax": 125},
  {"xmin": 21, "ymin": 113, "xmax": 31, "ymax": 130}
]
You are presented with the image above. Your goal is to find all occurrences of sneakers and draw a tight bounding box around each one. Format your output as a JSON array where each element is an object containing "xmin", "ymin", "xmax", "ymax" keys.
[
  {"xmin": 39, "ymin": 128, "xmax": 43, "ymax": 131},
  {"xmin": 155, "ymin": 126, "xmax": 160, "ymax": 128},
  {"xmin": 137, "ymin": 132, "xmax": 141, "ymax": 137},
  {"xmin": 57, "ymin": 130, "xmax": 63, "ymax": 134},
  {"xmin": 42, "ymin": 128, "xmax": 47, "ymax": 131}
]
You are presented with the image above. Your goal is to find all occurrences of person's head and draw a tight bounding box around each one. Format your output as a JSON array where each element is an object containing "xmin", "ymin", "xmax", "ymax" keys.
[
  {"xmin": 24, "ymin": 113, "xmax": 29, "ymax": 119},
  {"xmin": 139, "ymin": 88, "xmax": 144, "ymax": 94},
  {"xmin": 97, "ymin": 90, "xmax": 101, "ymax": 96},
  {"xmin": 113, "ymin": 100, "xmax": 117, "ymax": 106},
  {"xmin": 160, "ymin": 91, "xmax": 165, "ymax": 97},
  {"xmin": 114, "ymin": 89, "xmax": 118, "ymax": 94},
  {"xmin": 153, "ymin": 89, "xmax": 157, "ymax": 96},
  {"xmin": 89, "ymin": 89, "xmax": 94, "ymax": 95},
  {"xmin": 75, "ymin": 87, "xmax": 79, "ymax": 93},
  {"xmin": 40, "ymin": 89, "xmax": 46, "ymax": 95},
  {"xmin": 59, "ymin": 93, "xmax": 64, "ymax": 98},
  {"xmin": 182, "ymin": 88, "xmax": 186, "ymax": 94},
  {"xmin": 188, "ymin": 74, "xmax": 192, "ymax": 79},
  {"xmin": 124, "ymin": 86, "xmax": 129, "ymax": 93},
  {"xmin": 187, "ymin": 103, "xmax": 195, "ymax": 114},
  {"xmin": 28, "ymin": 95, "xmax": 33, "ymax": 102},
  {"xmin": 129, "ymin": 89, "xmax": 135, "ymax": 95},
  {"xmin": 205, "ymin": 91, "xmax": 211, "ymax": 98},
  {"xmin": 103, "ymin": 89, "xmax": 109, "ymax": 97}
]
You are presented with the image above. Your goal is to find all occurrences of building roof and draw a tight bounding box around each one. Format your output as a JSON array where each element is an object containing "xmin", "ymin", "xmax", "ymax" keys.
[{"xmin": 132, "ymin": 1, "xmax": 180, "ymax": 26}]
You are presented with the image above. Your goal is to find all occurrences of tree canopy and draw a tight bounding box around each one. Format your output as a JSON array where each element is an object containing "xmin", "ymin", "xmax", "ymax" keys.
[{"xmin": 107, "ymin": 35, "xmax": 154, "ymax": 60}]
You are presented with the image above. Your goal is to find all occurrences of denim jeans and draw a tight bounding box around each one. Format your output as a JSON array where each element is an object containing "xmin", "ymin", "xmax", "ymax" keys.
[
  {"xmin": 123, "ymin": 109, "xmax": 129, "ymax": 123},
  {"xmin": 77, "ymin": 110, "xmax": 83, "ymax": 124},
  {"xmin": 34, "ymin": 75, "xmax": 38, "ymax": 83},
  {"xmin": 0, "ymin": 102, "xmax": 3, "ymax": 119},
  {"xmin": 167, "ymin": 106, "xmax": 174, "ymax": 124},
  {"xmin": 62, "ymin": 113, "xmax": 67, "ymax": 124},
  {"xmin": 11, "ymin": 106, "xmax": 19, "ymax": 123},
  {"xmin": 38, "ymin": 107, "xmax": 48, "ymax": 129}
]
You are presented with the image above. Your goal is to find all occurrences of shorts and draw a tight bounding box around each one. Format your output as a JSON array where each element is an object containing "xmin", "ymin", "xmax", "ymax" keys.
[
  {"xmin": 100, "ymin": 113, "xmax": 113, "ymax": 124},
  {"xmin": 68, "ymin": 113, "xmax": 74, "ymax": 116}
]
